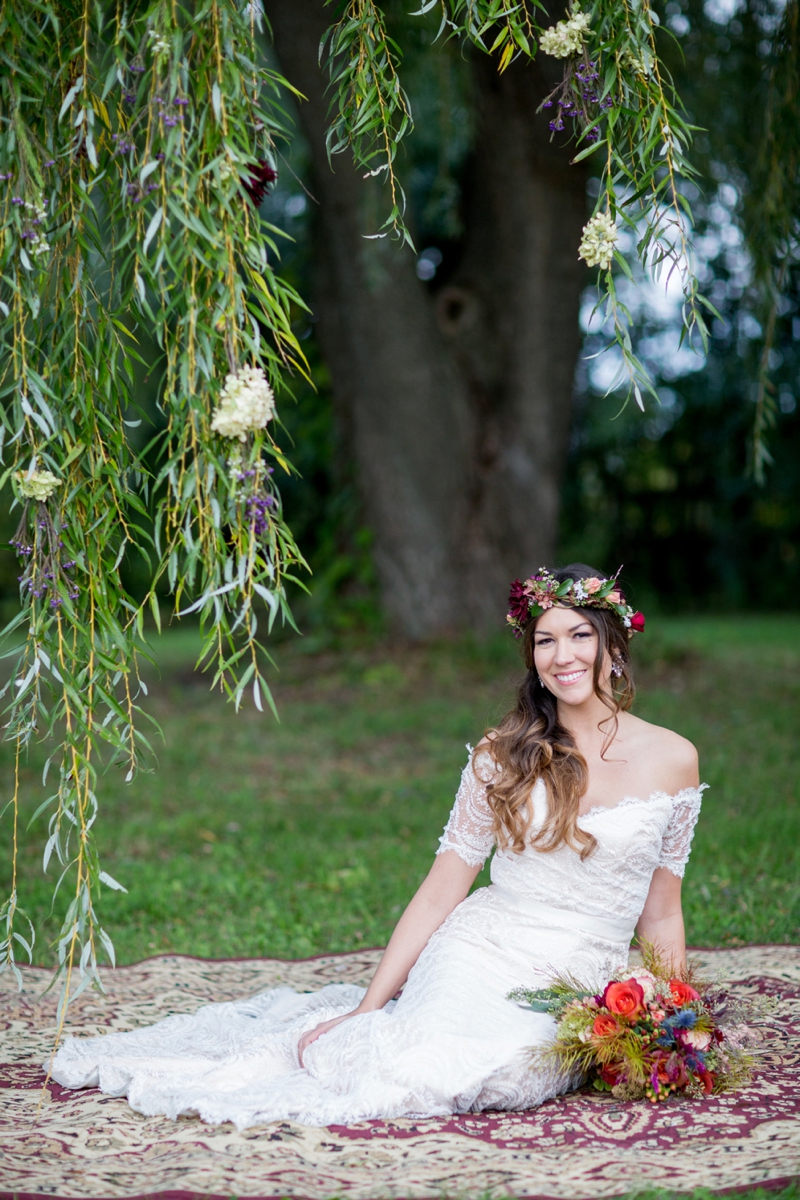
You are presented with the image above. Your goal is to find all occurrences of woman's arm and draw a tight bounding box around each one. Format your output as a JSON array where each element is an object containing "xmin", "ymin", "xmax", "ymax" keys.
[
  {"xmin": 298, "ymin": 850, "xmax": 480, "ymax": 1064},
  {"xmin": 635, "ymin": 866, "xmax": 686, "ymax": 971}
]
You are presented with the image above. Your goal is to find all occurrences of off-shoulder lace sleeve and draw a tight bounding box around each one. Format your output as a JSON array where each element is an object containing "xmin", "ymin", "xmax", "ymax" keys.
[
  {"xmin": 436, "ymin": 745, "xmax": 499, "ymax": 869},
  {"xmin": 657, "ymin": 785, "xmax": 707, "ymax": 878}
]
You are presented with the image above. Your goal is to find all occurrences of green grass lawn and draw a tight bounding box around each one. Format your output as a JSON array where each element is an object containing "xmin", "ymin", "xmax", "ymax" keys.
[{"xmin": 2, "ymin": 615, "xmax": 799, "ymax": 965}]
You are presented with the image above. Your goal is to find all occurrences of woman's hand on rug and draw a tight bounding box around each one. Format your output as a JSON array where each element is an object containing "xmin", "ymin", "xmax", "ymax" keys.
[{"xmin": 298, "ymin": 1013, "xmax": 355, "ymax": 1067}]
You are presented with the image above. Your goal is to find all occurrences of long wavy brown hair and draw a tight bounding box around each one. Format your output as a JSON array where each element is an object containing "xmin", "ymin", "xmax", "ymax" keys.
[{"xmin": 483, "ymin": 563, "xmax": 636, "ymax": 860}]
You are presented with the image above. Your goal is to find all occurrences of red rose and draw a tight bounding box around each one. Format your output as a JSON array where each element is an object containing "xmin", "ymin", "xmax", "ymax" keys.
[
  {"xmin": 601, "ymin": 979, "xmax": 646, "ymax": 1021},
  {"xmin": 629, "ymin": 611, "xmax": 645, "ymax": 633},
  {"xmin": 697, "ymin": 1069, "xmax": 715, "ymax": 1094},
  {"xmin": 592, "ymin": 1013, "xmax": 620, "ymax": 1038},
  {"xmin": 599, "ymin": 1061, "xmax": 624, "ymax": 1087},
  {"xmin": 669, "ymin": 979, "xmax": 700, "ymax": 1005}
]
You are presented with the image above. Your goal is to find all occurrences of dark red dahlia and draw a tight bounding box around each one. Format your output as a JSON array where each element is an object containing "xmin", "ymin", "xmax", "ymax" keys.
[
  {"xmin": 244, "ymin": 160, "xmax": 277, "ymax": 207},
  {"xmin": 508, "ymin": 579, "xmax": 531, "ymax": 624}
]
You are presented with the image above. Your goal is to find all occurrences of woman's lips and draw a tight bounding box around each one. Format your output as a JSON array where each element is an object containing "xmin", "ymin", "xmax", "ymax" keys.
[{"xmin": 553, "ymin": 669, "xmax": 587, "ymax": 685}]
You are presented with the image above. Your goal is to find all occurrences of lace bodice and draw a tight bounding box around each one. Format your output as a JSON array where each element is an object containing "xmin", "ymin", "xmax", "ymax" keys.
[{"xmin": 438, "ymin": 747, "xmax": 705, "ymax": 927}]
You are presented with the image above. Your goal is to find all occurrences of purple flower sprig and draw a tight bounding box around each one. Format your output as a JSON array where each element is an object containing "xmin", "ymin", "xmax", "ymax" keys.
[
  {"xmin": 231, "ymin": 460, "xmax": 277, "ymax": 542},
  {"xmin": 243, "ymin": 493, "xmax": 274, "ymax": 538},
  {"xmin": 11, "ymin": 505, "xmax": 80, "ymax": 609},
  {"xmin": 539, "ymin": 53, "xmax": 616, "ymax": 142}
]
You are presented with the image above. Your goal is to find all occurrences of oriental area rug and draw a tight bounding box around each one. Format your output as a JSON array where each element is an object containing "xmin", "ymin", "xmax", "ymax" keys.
[{"xmin": 1, "ymin": 946, "xmax": 799, "ymax": 1200}]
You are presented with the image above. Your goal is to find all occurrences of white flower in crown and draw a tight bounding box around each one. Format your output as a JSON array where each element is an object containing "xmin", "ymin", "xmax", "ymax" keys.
[
  {"xmin": 15, "ymin": 463, "xmax": 60, "ymax": 501},
  {"xmin": 211, "ymin": 365, "xmax": 276, "ymax": 442},
  {"xmin": 540, "ymin": 5, "xmax": 592, "ymax": 57},
  {"xmin": 579, "ymin": 211, "xmax": 619, "ymax": 270}
]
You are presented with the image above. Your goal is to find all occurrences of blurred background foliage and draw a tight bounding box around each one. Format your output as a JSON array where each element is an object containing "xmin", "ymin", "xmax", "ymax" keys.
[
  {"xmin": 267, "ymin": 0, "xmax": 799, "ymax": 627},
  {"xmin": 1, "ymin": 0, "xmax": 795, "ymax": 633},
  {"xmin": 563, "ymin": 0, "xmax": 800, "ymax": 613}
]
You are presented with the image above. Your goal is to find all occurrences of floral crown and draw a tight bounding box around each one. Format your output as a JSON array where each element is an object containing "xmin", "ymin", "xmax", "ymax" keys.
[{"xmin": 507, "ymin": 567, "xmax": 645, "ymax": 638}]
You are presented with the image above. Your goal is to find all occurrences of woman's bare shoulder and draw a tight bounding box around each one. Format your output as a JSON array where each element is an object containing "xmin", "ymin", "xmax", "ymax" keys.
[{"xmin": 621, "ymin": 713, "xmax": 699, "ymax": 790}]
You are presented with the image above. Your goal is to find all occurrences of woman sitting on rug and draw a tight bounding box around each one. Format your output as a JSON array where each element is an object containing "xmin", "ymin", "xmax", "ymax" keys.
[{"xmin": 49, "ymin": 563, "xmax": 704, "ymax": 1130}]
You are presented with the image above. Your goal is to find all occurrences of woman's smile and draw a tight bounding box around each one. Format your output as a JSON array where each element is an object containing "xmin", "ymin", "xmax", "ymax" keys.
[{"xmin": 554, "ymin": 668, "xmax": 587, "ymax": 685}]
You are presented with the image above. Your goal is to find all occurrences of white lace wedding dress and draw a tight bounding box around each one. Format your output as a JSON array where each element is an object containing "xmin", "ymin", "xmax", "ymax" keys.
[{"xmin": 48, "ymin": 748, "xmax": 704, "ymax": 1129}]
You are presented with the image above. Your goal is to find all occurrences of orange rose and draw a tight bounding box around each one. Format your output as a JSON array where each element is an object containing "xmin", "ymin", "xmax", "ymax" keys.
[
  {"xmin": 601, "ymin": 978, "xmax": 646, "ymax": 1021},
  {"xmin": 592, "ymin": 1013, "xmax": 620, "ymax": 1038},
  {"xmin": 669, "ymin": 979, "xmax": 700, "ymax": 1005}
]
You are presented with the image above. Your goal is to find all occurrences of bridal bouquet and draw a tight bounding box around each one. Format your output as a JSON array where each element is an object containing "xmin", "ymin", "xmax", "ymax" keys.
[{"xmin": 510, "ymin": 953, "xmax": 765, "ymax": 1103}]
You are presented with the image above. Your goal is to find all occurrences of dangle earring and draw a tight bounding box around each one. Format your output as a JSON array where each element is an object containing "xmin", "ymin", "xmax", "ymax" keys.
[
  {"xmin": 611, "ymin": 659, "xmax": 623, "ymax": 678},
  {"xmin": 537, "ymin": 674, "xmax": 545, "ymax": 688}
]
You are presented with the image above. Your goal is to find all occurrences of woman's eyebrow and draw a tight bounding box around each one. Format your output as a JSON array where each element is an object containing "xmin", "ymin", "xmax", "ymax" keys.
[{"xmin": 535, "ymin": 621, "xmax": 593, "ymax": 637}]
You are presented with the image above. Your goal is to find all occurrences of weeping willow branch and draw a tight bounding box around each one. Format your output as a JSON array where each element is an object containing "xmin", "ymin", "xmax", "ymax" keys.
[
  {"xmin": 747, "ymin": 0, "xmax": 799, "ymax": 482},
  {"xmin": 321, "ymin": 0, "xmax": 712, "ymax": 405},
  {"xmin": 0, "ymin": 0, "xmax": 309, "ymax": 1014},
  {"xmin": 321, "ymin": 0, "xmax": 414, "ymax": 243}
]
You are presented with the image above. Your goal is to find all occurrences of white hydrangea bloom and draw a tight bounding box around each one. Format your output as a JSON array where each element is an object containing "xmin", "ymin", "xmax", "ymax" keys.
[
  {"xmin": 211, "ymin": 365, "xmax": 276, "ymax": 442},
  {"xmin": 539, "ymin": 5, "xmax": 591, "ymax": 57},
  {"xmin": 578, "ymin": 211, "xmax": 619, "ymax": 270},
  {"xmin": 16, "ymin": 466, "xmax": 60, "ymax": 501}
]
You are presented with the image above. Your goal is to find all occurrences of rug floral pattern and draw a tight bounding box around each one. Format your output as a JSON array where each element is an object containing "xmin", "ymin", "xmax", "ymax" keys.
[{"xmin": 1, "ymin": 946, "xmax": 799, "ymax": 1200}]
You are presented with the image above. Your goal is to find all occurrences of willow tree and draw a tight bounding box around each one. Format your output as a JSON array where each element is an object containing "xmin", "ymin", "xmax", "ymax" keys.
[{"xmin": 1, "ymin": 0, "xmax": 709, "ymax": 1010}]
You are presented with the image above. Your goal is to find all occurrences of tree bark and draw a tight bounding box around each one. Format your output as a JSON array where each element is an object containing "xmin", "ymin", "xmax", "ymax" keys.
[{"xmin": 264, "ymin": 1, "xmax": 588, "ymax": 636}]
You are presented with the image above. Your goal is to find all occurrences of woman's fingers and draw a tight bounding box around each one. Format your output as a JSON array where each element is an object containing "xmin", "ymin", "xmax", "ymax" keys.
[
  {"xmin": 298, "ymin": 1016, "xmax": 340, "ymax": 1067},
  {"xmin": 298, "ymin": 1012, "xmax": 358, "ymax": 1067}
]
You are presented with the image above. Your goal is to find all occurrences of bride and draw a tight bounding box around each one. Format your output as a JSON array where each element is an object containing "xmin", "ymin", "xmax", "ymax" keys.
[{"xmin": 49, "ymin": 563, "xmax": 704, "ymax": 1129}]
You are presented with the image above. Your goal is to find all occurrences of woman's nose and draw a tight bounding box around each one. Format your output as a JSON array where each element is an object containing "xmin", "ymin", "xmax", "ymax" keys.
[{"xmin": 553, "ymin": 639, "xmax": 575, "ymax": 665}]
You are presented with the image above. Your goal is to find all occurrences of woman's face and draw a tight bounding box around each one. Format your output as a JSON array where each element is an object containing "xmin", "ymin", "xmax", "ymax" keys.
[{"xmin": 532, "ymin": 605, "xmax": 608, "ymax": 706}]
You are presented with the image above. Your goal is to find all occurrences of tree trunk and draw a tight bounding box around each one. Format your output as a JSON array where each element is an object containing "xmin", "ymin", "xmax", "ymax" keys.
[{"xmin": 264, "ymin": 1, "xmax": 588, "ymax": 636}]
